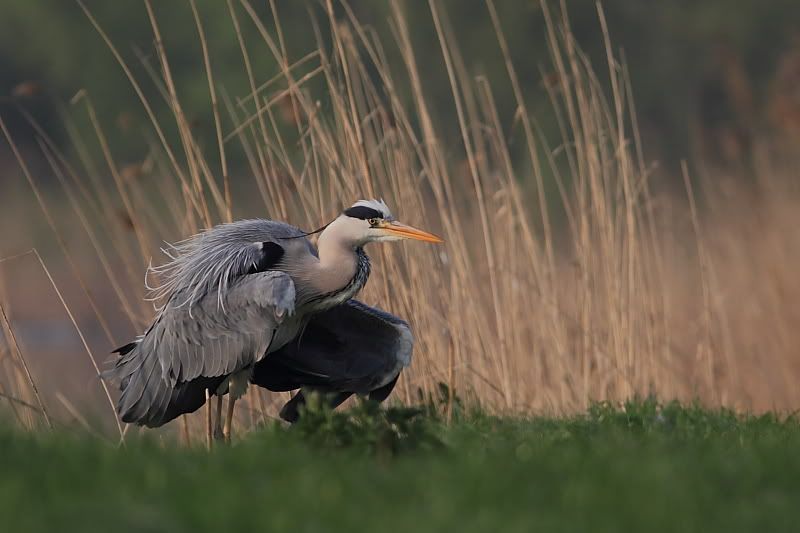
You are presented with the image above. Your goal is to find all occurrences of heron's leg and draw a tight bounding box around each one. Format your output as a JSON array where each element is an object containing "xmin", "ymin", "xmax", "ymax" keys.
[
  {"xmin": 205, "ymin": 390, "xmax": 213, "ymax": 450},
  {"xmin": 213, "ymin": 395, "xmax": 224, "ymax": 440},
  {"xmin": 223, "ymin": 395, "xmax": 236, "ymax": 442}
]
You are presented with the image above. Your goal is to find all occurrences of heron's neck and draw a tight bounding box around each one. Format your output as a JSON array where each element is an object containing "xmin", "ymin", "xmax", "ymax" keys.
[
  {"xmin": 309, "ymin": 221, "xmax": 368, "ymax": 299},
  {"xmin": 313, "ymin": 238, "xmax": 359, "ymax": 294}
]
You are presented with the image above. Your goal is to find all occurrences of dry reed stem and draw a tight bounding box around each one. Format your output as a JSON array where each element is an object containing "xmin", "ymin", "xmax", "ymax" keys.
[
  {"xmin": 190, "ymin": 0, "xmax": 232, "ymax": 222},
  {"xmin": 55, "ymin": 392, "xmax": 106, "ymax": 441},
  {"xmin": 34, "ymin": 138, "xmax": 140, "ymax": 329},
  {"xmin": 0, "ymin": 112, "xmax": 119, "ymax": 345},
  {"xmin": 0, "ymin": 390, "xmax": 43, "ymax": 419},
  {"xmin": 0, "ymin": 250, "xmax": 122, "ymax": 437},
  {"xmin": 0, "ymin": 302, "xmax": 52, "ymax": 429}
]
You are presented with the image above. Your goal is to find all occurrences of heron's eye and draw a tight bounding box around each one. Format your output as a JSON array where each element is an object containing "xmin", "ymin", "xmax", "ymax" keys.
[{"xmin": 368, "ymin": 218, "xmax": 381, "ymax": 227}]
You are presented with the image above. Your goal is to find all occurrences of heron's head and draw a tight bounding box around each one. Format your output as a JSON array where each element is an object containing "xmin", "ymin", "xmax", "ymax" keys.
[{"xmin": 327, "ymin": 199, "xmax": 443, "ymax": 247}]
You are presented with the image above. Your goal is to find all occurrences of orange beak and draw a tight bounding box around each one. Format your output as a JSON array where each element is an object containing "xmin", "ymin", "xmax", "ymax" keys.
[{"xmin": 382, "ymin": 221, "xmax": 444, "ymax": 243}]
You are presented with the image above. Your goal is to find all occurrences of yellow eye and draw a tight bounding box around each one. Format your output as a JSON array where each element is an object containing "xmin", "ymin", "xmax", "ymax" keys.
[{"xmin": 368, "ymin": 218, "xmax": 380, "ymax": 227}]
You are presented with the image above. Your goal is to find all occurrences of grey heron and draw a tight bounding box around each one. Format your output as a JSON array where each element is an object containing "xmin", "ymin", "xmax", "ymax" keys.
[{"xmin": 105, "ymin": 199, "xmax": 442, "ymax": 440}]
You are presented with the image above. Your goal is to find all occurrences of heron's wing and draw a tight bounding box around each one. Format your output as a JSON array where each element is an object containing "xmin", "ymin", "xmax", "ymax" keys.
[
  {"xmin": 108, "ymin": 271, "xmax": 295, "ymax": 426},
  {"xmin": 251, "ymin": 299, "xmax": 413, "ymax": 394}
]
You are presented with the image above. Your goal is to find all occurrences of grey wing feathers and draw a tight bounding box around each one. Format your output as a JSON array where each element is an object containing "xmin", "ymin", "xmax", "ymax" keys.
[
  {"xmin": 107, "ymin": 271, "xmax": 295, "ymax": 427},
  {"xmin": 146, "ymin": 219, "xmax": 308, "ymax": 307},
  {"xmin": 251, "ymin": 299, "xmax": 413, "ymax": 395}
]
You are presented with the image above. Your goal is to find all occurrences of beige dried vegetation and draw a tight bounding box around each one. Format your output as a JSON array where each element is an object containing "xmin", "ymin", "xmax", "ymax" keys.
[{"xmin": 0, "ymin": 1, "xmax": 798, "ymax": 443}]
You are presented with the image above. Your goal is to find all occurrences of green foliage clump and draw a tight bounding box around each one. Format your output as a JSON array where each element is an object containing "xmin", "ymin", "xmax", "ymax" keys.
[{"xmin": 289, "ymin": 393, "xmax": 444, "ymax": 457}]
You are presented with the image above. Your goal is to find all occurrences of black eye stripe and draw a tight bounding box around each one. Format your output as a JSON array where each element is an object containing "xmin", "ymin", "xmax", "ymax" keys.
[{"xmin": 344, "ymin": 206, "xmax": 383, "ymax": 220}]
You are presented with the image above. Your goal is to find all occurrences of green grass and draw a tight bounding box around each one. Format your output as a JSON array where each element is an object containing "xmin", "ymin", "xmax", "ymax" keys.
[{"xmin": 2, "ymin": 399, "xmax": 799, "ymax": 532}]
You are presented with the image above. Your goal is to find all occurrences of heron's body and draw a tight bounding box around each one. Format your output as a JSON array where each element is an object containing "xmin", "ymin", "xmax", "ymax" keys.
[{"xmin": 105, "ymin": 200, "xmax": 441, "ymax": 434}]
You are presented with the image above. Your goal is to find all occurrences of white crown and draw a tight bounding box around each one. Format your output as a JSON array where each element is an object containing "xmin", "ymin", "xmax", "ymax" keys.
[{"xmin": 351, "ymin": 198, "xmax": 393, "ymax": 220}]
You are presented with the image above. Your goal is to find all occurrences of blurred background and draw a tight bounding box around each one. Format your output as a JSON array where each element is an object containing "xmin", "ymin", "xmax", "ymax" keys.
[
  {"xmin": 4, "ymin": 1, "xmax": 800, "ymax": 171},
  {"xmin": 1, "ymin": 1, "xmax": 799, "ymax": 435}
]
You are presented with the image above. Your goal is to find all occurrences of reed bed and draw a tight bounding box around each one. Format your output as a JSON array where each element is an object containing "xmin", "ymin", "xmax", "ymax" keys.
[{"xmin": 0, "ymin": 0, "xmax": 798, "ymax": 442}]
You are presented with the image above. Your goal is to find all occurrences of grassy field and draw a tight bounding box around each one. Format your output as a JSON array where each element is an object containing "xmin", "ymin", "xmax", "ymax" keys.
[{"xmin": 2, "ymin": 399, "xmax": 798, "ymax": 533}]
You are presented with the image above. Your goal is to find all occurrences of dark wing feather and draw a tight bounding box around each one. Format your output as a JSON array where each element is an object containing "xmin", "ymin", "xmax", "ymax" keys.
[
  {"xmin": 251, "ymin": 299, "xmax": 413, "ymax": 395},
  {"xmin": 156, "ymin": 375, "xmax": 227, "ymax": 426}
]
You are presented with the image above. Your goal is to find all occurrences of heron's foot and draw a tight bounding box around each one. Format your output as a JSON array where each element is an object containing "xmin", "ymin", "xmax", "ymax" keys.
[{"xmin": 214, "ymin": 424, "xmax": 225, "ymax": 442}]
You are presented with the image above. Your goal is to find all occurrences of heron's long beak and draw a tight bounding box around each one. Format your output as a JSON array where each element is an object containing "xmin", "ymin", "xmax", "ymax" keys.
[{"xmin": 381, "ymin": 221, "xmax": 443, "ymax": 243}]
